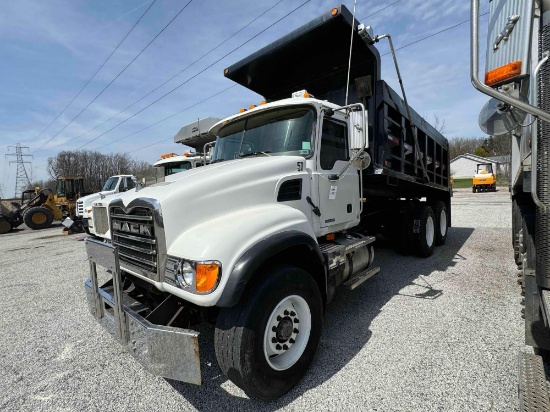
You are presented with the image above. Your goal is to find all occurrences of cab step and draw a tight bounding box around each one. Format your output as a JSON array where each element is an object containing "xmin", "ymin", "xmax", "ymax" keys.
[
  {"xmin": 519, "ymin": 352, "xmax": 550, "ymax": 411},
  {"xmin": 343, "ymin": 266, "xmax": 380, "ymax": 290}
]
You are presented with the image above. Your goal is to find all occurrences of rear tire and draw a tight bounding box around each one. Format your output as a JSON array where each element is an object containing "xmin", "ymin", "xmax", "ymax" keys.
[
  {"xmin": 434, "ymin": 201, "xmax": 448, "ymax": 246},
  {"xmin": 472, "ymin": 186, "xmax": 476, "ymax": 193},
  {"xmin": 214, "ymin": 265, "xmax": 322, "ymax": 400},
  {"xmin": 413, "ymin": 204, "xmax": 435, "ymax": 257},
  {"xmin": 24, "ymin": 207, "xmax": 54, "ymax": 230}
]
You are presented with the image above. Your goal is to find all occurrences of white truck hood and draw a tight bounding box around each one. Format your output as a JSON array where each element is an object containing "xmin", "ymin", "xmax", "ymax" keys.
[{"xmin": 113, "ymin": 156, "xmax": 311, "ymax": 249}]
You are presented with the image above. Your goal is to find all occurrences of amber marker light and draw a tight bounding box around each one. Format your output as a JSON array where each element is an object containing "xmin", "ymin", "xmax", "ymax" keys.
[
  {"xmin": 239, "ymin": 108, "xmax": 246, "ymax": 113},
  {"xmin": 196, "ymin": 262, "xmax": 220, "ymax": 293},
  {"xmin": 260, "ymin": 100, "xmax": 267, "ymax": 105},
  {"xmin": 485, "ymin": 61, "xmax": 522, "ymax": 86},
  {"xmin": 249, "ymin": 104, "xmax": 256, "ymax": 109},
  {"xmin": 224, "ymin": 68, "xmax": 229, "ymax": 74},
  {"xmin": 331, "ymin": 7, "xmax": 338, "ymax": 16},
  {"xmin": 326, "ymin": 233, "xmax": 335, "ymax": 241}
]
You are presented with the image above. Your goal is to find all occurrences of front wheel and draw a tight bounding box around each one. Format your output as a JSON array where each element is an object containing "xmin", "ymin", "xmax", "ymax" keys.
[
  {"xmin": 24, "ymin": 206, "xmax": 54, "ymax": 230},
  {"xmin": 214, "ymin": 265, "xmax": 323, "ymax": 400}
]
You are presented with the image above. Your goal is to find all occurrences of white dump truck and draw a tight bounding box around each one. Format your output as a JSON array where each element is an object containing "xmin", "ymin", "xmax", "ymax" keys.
[
  {"xmin": 76, "ymin": 175, "xmax": 137, "ymax": 234},
  {"xmin": 87, "ymin": 117, "xmax": 220, "ymax": 238},
  {"xmin": 84, "ymin": 6, "xmax": 451, "ymax": 400}
]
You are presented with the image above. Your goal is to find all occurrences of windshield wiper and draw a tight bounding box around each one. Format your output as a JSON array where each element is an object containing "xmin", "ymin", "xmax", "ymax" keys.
[{"xmin": 239, "ymin": 151, "xmax": 271, "ymax": 158}]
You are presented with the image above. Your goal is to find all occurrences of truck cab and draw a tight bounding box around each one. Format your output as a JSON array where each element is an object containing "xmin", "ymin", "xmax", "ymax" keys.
[{"xmin": 77, "ymin": 175, "xmax": 136, "ymax": 234}]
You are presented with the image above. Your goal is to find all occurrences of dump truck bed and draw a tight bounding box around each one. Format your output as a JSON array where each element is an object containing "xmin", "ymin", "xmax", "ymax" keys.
[{"xmin": 224, "ymin": 4, "xmax": 450, "ymax": 196}]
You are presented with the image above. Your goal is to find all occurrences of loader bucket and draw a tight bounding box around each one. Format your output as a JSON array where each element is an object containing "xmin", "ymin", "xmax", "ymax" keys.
[{"xmin": 0, "ymin": 215, "xmax": 12, "ymax": 234}]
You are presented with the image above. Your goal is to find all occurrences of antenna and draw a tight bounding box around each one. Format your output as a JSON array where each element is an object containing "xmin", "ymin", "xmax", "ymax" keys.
[
  {"xmin": 6, "ymin": 143, "xmax": 33, "ymax": 197},
  {"xmin": 345, "ymin": 0, "xmax": 358, "ymax": 106}
]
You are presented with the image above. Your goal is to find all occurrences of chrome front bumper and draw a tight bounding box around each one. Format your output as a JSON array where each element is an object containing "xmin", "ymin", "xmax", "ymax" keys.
[{"xmin": 84, "ymin": 238, "xmax": 201, "ymax": 384}]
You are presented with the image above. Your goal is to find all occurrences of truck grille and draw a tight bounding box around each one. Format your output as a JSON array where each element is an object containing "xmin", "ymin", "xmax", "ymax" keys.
[
  {"xmin": 536, "ymin": 20, "xmax": 550, "ymax": 287},
  {"xmin": 92, "ymin": 206, "xmax": 109, "ymax": 236},
  {"xmin": 110, "ymin": 206, "xmax": 157, "ymax": 278},
  {"xmin": 77, "ymin": 200, "xmax": 84, "ymax": 217}
]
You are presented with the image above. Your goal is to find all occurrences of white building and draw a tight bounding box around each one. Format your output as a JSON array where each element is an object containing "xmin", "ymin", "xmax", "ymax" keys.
[{"xmin": 450, "ymin": 153, "xmax": 508, "ymax": 179}]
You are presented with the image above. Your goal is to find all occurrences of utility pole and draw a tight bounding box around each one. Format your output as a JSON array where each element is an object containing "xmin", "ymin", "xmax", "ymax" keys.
[{"xmin": 6, "ymin": 143, "xmax": 32, "ymax": 197}]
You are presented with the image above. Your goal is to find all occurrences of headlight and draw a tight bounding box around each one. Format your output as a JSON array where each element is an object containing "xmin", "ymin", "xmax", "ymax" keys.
[
  {"xmin": 180, "ymin": 262, "xmax": 194, "ymax": 286},
  {"xmin": 166, "ymin": 256, "xmax": 221, "ymax": 294}
]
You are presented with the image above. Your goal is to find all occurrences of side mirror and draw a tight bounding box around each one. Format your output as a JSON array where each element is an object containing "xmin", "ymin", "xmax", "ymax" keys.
[{"xmin": 351, "ymin": 152, "xmax": 371, "ymax": 170}]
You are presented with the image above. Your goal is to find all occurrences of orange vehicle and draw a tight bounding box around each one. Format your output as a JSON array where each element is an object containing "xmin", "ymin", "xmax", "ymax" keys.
[{"xmin": 472, "ymin": 163, "xmax": 496, "ymax": 193}]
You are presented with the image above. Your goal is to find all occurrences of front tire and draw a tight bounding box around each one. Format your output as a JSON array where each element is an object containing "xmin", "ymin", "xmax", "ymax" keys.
[
  {"xmin": 214, "ymin": 265, "xmax": 323, "ymax": 400},
  {"xmin": 24, "ymin": 207, "xmax": 54, "ymax": 230}
]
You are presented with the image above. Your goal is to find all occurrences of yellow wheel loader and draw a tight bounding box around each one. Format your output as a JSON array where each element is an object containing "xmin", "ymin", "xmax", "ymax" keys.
[
  {"xmin": 472, "ymin": 163, "xmax": 496, "ymax": 193},
  {"xmin": 0, "ymin": 177, "xmax": 86, "ymax": 234}
]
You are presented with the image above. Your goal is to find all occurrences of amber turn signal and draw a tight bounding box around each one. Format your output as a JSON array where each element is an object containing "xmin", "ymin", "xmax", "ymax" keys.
[{"xmin": 196, "ymin": 263, "xmax": 220, "ymax": 293}]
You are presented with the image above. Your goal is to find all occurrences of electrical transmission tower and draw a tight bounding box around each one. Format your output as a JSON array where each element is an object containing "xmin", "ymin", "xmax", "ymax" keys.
[{"xmin": 6, "ymin": 144, "xmax": 33, "ymax": 197}]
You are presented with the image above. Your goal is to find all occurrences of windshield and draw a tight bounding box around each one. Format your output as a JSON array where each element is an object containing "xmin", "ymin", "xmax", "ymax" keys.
[
  {"xmin": 477, "ymin": 164, "xmax": 493, "ymax": 174},
  {"xmin": 164, "ymin": 161, "xmax": 192, "ymax": 176},
  {"xmin": 212, "ymin": 107, "xmax": 315, "ymax": 162},
  {"xmin": 102, "ymin": 177, "xmax": 119, "ymax": 191}
]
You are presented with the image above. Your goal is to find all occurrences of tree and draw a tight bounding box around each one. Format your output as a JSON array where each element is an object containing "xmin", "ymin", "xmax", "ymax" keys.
[
  {"xmin": 473, "ymin": 146, "xmax": 489, "ymax": 157},
  {"xmin": 47, "ymin": 150, "xmax": 153, "ymax": 192},
  {"xmin": 448, "ymin": 137, "xmax": 486, "ymax": 160},
  {"xmin": 432, "ymin": 114, "xmax": 446, "ymax": 134}
]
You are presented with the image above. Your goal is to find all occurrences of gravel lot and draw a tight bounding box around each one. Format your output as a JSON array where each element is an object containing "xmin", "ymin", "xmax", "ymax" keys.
[{"xmin": 0, "ymin": 189, "xmax": 522, "ymax": 411}]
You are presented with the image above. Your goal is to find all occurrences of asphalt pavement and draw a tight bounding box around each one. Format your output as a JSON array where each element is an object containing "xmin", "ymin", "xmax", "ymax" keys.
[{"xmin": 0, "ymin": 189, "xmax": 523, "ymax": 411}]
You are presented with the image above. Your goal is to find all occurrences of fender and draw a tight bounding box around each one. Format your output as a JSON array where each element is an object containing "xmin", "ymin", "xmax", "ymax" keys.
[{"xmin": 216, "ymin": 230, "xmax": 326, "ymax": 307}]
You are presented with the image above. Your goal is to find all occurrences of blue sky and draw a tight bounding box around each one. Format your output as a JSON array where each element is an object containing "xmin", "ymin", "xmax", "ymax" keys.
[{"xmin": 0, "ymin": 0, "xmax": 490, "ymax": 196}]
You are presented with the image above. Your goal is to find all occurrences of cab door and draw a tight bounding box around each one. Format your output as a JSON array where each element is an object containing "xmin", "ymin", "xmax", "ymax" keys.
[{"xmin": 317, "ymin": 114, "xmax": 360, "ymax": 229}]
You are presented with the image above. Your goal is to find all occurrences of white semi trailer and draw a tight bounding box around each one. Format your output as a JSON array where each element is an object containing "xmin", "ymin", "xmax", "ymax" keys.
[
  {"xmin": 471, "ymin": 0, "xmax": 550, "ymax": 408},
  {"xmin": 84, "ymin": 6, "xmax": 451, "ymax": 400}
]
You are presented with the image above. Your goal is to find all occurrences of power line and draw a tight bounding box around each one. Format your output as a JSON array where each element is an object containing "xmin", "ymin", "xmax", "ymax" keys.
[
  {"xmin": 32, "ymin": 0, "xmax": 194, "ymax": 154},
  {"xmin": 97, "ymin": 4, "xmax": 480, "ymax": 155},
  {"xmin": 360, "ymin": 0, "xmax": 401, "ymax": 21},
  {"xmin": 76, "ymin": 0, "xmax": 312, "ymax": 151},
  {"xmin": 124, "ymin": 85, "xmax": 237, "ymax": 153},
  {"xmin": 32, "ymin": 85, "xmax": 236, "ymax": 170},
  {"xmin": 54, "ymin": 0, "xmax": 286, "ymax": 151},
  {"xmin": 381, "ymin": 12, "xmax": 489, "ymax": 56},
  {"xmin": 6, "ymin": 144, "xmax": 32, "ymax": 197},
  {"xmin": 29, "ymin": 0, "xmax": 158, "ymax": 144},
  {"xmin": 101, "ymin": 84, "xmax": 237, "ymax": 153}
]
